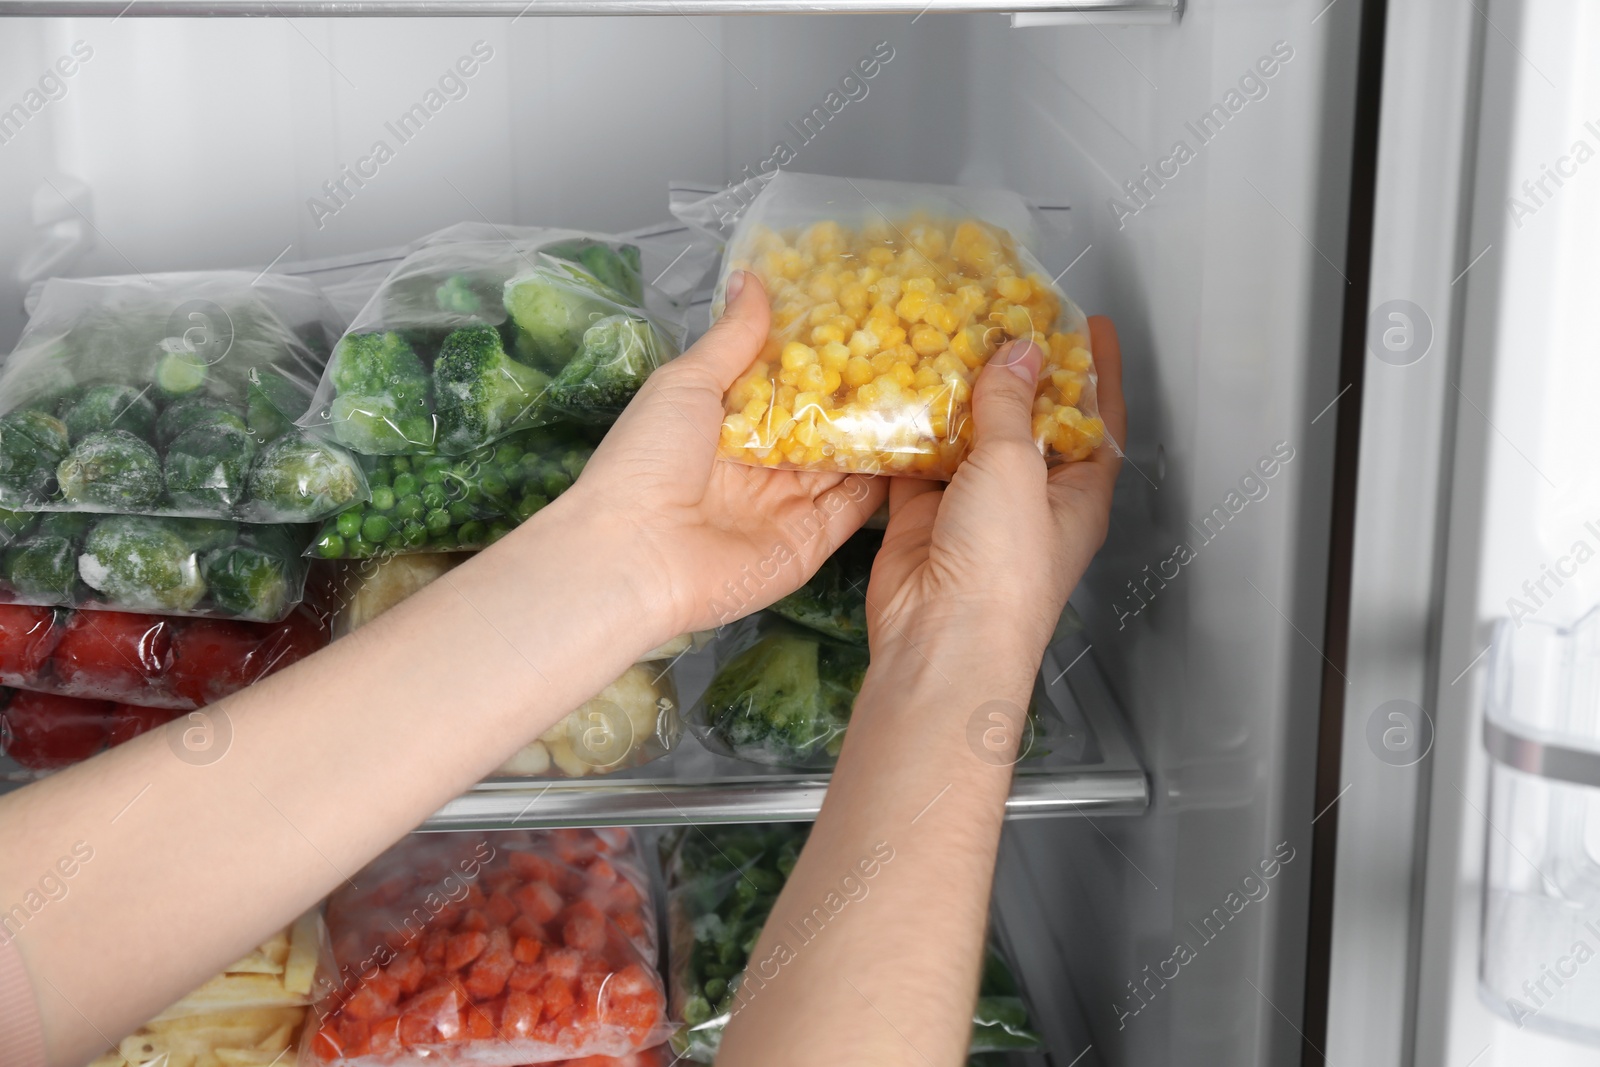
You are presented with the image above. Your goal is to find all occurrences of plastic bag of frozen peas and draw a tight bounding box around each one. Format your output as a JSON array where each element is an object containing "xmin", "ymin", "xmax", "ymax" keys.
[
  {"xmin": 0, "ymin": 509, "xmax": 313, "ymax": 621},
  {"xmin": 673, "ymin": 170, "xmax": 1105, "ymax": 478},
  {"xmin": 302, "ymin": 828, "xmax": 668, "ymax": 1065},
  {"xmin": 0, "ymin": 272, "xmax": 366, "ymax": 522},
  {"xmin": 300, "ymin": 226, "xmax": 717, "ymax": 459}
]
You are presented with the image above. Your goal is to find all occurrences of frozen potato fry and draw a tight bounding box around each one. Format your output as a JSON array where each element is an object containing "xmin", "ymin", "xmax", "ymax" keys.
[{"xmin": 282, "ymin": 910, "xmax": 319, "ymax": 997}]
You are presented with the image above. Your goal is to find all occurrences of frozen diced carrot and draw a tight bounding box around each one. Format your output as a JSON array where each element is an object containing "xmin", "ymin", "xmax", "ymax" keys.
[
  {"xmin": 386, "ymin": 950, "xmax": 426, "ymax": 996},
  {"xmin": 485, "ymin": 890, "xmax": 518, "ymax": 926},
  {"xmin": 544, "ymin": 947, "xmax": 581, "ymax": 980},
  {"xmin": 464, "ymin": 928, "xmax": 513, "ymax": 1000},
  {"xmin": 514, "ymin": 881, "xmax": 564, "ymax": 924},
  {"xmin": 562, "ymin": 900, "xmax": 606, "ymax": 953},
  {"xmin": 507, "ymin": 850, "xmax": 559, "ymax": 884},
  {"xmin": 310, "ymin": 1022, "xmax": 342, "ymax": 1060},
  {"xmin": 502, "ymin": 988, "xmax": 543, "ymax": 1035},
  {"xmin": 457, "ymin": 908, "xmax": 489, "ymax": 933},
  {"xmin": 513, "ymin": 936, "xmax": 543, "ymax": 965},
  {"xmin": 337, "ymin": 1017, "xmax": 370, "ymax": 1056},
  {"xmin": 446, "ymin": 930, "xmax": 488, "ymax": 971},
  {"xmin": 583, "ymin": 857, "xmax": 617, "ymax": 887},
  {"xmin": 344, "ymin": 972, "xmax": 399, "ymax": 1020},
  {"xmin": 367, "ymin": 1014, "xmax": 401, "ymax": 1054},
  {"xmin": 508, "ymin": 914, "xmax": 543, "ymax": 942},
  {"xmin": 508, "ymin": 960, "xmax": 544, "ymax": 992},
  {"xmin": 613, "ymin": 910, "xmax": 646, "ymax": 943},
  {"xmin": 463, "ymin": 999, "xmax": 497, "ymax": 1039},
  {"xmin": 541, "ymin": 974, "xmax": 576, "ymax": 1019}
]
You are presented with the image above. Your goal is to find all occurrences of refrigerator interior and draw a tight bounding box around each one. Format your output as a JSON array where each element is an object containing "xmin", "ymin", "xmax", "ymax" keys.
[{"xmin": 0, "ymin": 6, "xmax": 1368, "ymax": 1065}]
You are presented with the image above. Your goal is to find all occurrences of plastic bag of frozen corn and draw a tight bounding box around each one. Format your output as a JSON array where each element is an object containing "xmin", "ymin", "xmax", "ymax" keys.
[{"xmin": 673, "ymin": 170, "xmax": 1105, "ymax": 479}]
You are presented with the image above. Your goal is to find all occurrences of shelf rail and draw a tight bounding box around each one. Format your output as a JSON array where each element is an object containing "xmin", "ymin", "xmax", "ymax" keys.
[{"xmin": 0, "ymin": 0, "xmax": 1180, "ymax": 18}]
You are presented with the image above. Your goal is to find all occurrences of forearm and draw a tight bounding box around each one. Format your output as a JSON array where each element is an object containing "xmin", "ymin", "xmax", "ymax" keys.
[
  {"xmin": 0, "ymin": 499, "xmax": 659, "ymax": 1066},
  {"xmin": 718, "ymin": 628, "xmax": 1039, "ymax": 1067}
]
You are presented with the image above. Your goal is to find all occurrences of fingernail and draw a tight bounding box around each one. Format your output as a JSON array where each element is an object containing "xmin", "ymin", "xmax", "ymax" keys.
[
  {"xmin": 724, "ymin": 270, "xmax": 747, "ymax": 305},
  {"xmin": 992, "ymin": 340, "xmax": 1041, "ymax": 382}
]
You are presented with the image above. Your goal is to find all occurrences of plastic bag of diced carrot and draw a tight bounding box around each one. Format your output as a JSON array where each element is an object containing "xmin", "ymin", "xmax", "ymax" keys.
[
  {"xmin": 673, "ymin": 170, "xmax": 1106, "ymax": 479},
  {"xmin": 300, "ymin": 828, "xmax": 669, "ymax": 1066}
]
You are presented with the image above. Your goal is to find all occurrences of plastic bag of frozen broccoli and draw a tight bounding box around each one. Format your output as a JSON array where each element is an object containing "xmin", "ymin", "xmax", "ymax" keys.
[
  {"xmin": 660, "ymin": 822, "xmax": 1045, "ymax": 1062},
  {"xmin": 0, "ymin": 509, "xmax": 313, "ymax": 621},
  {"xmin": 299, "ymin": 223, "xmax": 718, "ymax": 457},
  {"xmin": 0, "ymin": 272, "xmax": 366, "ymax": 523}
]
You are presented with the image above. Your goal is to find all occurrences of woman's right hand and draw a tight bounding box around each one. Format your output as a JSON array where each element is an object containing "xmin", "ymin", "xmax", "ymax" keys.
[{"xmin": 864, "ymin": 316, "xmax": 1126, "ymax": 671}]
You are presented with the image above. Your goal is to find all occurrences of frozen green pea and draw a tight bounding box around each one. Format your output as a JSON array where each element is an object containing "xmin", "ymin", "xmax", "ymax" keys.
[
  {"xmin": 420, "ymin": 464, "xmax": 447, "ymax": 485},
  {"xmin": 457, "ymin": 521, "xmax": 486, "ymax": 546},
  {"xmin": 336, "ymin": 510, "xmax": 363, "ymax": 539},
  {"xmin": 394, "ymin": 495, "xmax": 424, "ymax": 523},
  {"xmin": 389, "ymin": 456, "xmax": 411, "ymax": 474},
  {"xmin": 367, "ymin": 467, "xmax": 391, "ymax": 489},
  {"xmin": 361, "ymin": 514, "xmax": 392, "ymax": 542},
  {"xmin": 346, "ymin": 537, "xmax": 374, "ymax": 559},
  {"xmin": 425, "ymin": 508, "xmax": 452, "ymax": 535},
  {"xmin": 421, "ymin": 483, "xmax": 447, "ymax": 510},
  {"xmin": 315, "ymin": 532, "xmax": 346, "ymax": 559},
  {"xmin": 486, "ymin": 522, "xmax": 512, "ymax": 543},
  {"xmin": 391, "ymin": 472, "xmax": 418, "ymax": 498},
  {"xmin": 402, "ymin": 520, "xmax": 427, "ymax": 547},
  {"xmin": 513, "ymin": 494, "xmax": 548, "ymax": 522},
  {"xmin": 493, "ymin": 443, "xmax": 524, "ymax": 466},
  {"xmin": 370, "ymin": 487, "xmax": 396, "ymax": 512},
  {"xmin": 479, "ymin": 468, "xmax": 510, "ymax": 499},
  {"xmin": 447, "ymin": 500, "xmax": 473, "ymax": 524}
]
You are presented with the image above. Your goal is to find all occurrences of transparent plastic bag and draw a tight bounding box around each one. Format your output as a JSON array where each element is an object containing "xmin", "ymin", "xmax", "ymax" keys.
[
  {"xmin": 0, "ymin": 511, "xmax": 313, "ymax": 621},
  {"xmin": 0, "ymin": 272, "xmax": 366, "ymax": 522},
  {"xmin": 88, "ymin": 912, "xmax": 324, "ymax": 1067},
  {"xmin": 495, "ymin": 662, "xmax": 681, "ymax": 780},
  {"xmin": 660, "ymin": 823, "xmax": 1042, "ymax": 1061},
  {"xmin": 0, "ymin": 601, "xmax": 327, "ymax": 710},
  {"xmin": 301, "ymin": 828, "xmax": 668, "ymax": 1066},
  {"xmin": 673, "ymin": 171, "xmax": 1105, "ymax": 478},
  {"xmin": 308, "ymin": 422, "xmax": 598, "ymax": 560},
  {"xmin": 687, "ymin": 614, "xmax": 866, "ymax": 769},
  {"xmin": 765, "ymin": 527, "xmax": 877, "ymax": 644},
  {"xmin": 300, "ymin": 225, "xmax": 717, "ymax": 457}
]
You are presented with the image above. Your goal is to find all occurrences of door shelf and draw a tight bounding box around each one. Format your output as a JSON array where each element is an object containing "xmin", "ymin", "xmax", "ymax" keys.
[{"xmin": 423, "ymin": 636, "xmax": 1148, "ymax": 831}]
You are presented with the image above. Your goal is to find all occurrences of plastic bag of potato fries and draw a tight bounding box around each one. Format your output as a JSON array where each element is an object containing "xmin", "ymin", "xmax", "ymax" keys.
[
  {"xmin": 90, "ymin": 910, "xmax": 323, "ymax": 1067},
  {"xmin": 674, "ymin": 170, "xmax": 1105, "ymax": 479}
]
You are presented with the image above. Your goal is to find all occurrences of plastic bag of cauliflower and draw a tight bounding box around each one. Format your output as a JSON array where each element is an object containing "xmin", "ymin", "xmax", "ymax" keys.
[{"xmin": 334, "ymin": 553, "xmax": 682, "ymax": 778}]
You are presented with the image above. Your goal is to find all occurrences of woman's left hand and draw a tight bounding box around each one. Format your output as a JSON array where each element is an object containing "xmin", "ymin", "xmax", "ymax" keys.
[{"xmin": 556, "ymin": 270, "xmax": 886, "ymax": 645}]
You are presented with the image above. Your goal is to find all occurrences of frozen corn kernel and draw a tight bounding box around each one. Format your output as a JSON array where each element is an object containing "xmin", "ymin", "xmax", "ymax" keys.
[{"xmin": 720, "ymin": 211, "xmax": 1103, "ymax": 477}]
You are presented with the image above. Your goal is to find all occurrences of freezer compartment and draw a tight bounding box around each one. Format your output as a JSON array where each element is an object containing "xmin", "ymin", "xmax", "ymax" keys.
[
  {"xmin": 1478, "ymin": 608, "xmax": 1600, "ymax": 1043},
  {"xmin": 425, "ymin": 636, "xmax": 1146, "ymax": 830}
]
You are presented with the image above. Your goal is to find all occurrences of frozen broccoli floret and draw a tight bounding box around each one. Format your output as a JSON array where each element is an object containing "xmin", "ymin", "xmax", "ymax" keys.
[
  {"xmin": 539, "ymin": 238, "xmax": 645, "ymax": 306},
  {"xmin": 435, "ymin": 274, "xmax": 482, "ymax": 315},
  {"xmin": 769, "ymin": 529, "xmax": 879, "ymax": 644},
  {"xmin": 201, "ymin": 542, "xmax": 292, "ymax": 621},
  {"xmin": 503, "ymin": 265, "xmax": 618, "ymax": 372},
  {"xmin": 77, "ymin": 516, "xmax": 205, "ymax": 612},
  {"xmin": 246, "ymin": 432, "xmax": 364, "ymax": 520},
  {"xmin": 154, "ymin": 344, "xmax": 208, "ymax": 399},
  {"xmin": 432, "ymin": 325, "xmax": 551, "ymax": 454},
  {"xmin": 546, "ymin": 315, "xmax": 669, "ymax": 424},
  {"xmin": 62, "ymin": 385, "xmax": 158, "ymax": 443},
  {"xmin": 167, "ymin": 518, "xmax": 239, "ymax": 553},
  {"xmin": 699, "ymin": 625, "xmax": 865, "ymax": 766},
  {"xmin": 5, "ymin": 537, "xmax": 76, "ymax": 600},
  {"xmin": 156, "ymin": 397, "xmax": 247, "ymax": 451},
  {"xmin": 328, "ymin": 331, "xmax": 433, "ymax": 453},
  {"xmin": 56, "ymin": 430, "xmax": 164, "ymax": 509},
  {"xmin": 0, "ymin": 410, "xmax": 70, "ymax": 500},
  {"xmin": 164, "ymin": 424, "xmax": 254, "ymax": 513},
  {"xmin": 245, "ymin": 368, "xmax": 306, "ymax": 442}
]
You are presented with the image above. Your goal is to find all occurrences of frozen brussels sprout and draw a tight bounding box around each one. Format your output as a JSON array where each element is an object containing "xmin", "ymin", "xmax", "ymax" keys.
[
  {"xmin": 77, "ymin": 516, "xmax": 205, "ymax": 612},
  {"xmin": 156, "ymin": 397, "xmax": 248, "ymax": 451},
  {"xmin": 246, "ymin": 432, "xmax": 364, "ymax": 520},
  {"xmin": 5, "ymin": 536, "xmax": 76, "ymax": 600},
  {"xmin": 164, "ymin": 425, "xmax": 254, "ymax": 512},
  {"xmin": 0, "ymin": 410, "xmax": 70, "ymax": 500},
  {"xmin": 153, "ymin": 345, "xmax": 209, "ymax": 399},
  {"xmin": 56, "ymin": 430, "xmax": 163, "ymax": 509},
  {"xmin": 200, "ymin": 541, "xmax": 292, "ymax": 622},
  {"xmin": 246, "ymin": 367, "xmax": 305, "ymax": 442},
  {"xmin": 168, "ymin": 518, "xmax": 240, "ymax": 554},
  {"xmin": 62, "ymin": 384, "xmax": 158, "ymax": 443}
]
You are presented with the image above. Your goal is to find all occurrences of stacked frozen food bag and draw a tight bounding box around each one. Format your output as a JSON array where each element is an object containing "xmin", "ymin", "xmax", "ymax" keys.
[
  {"xmin": 90, "ymin": 911, "xmax": 323, "ymax": 1067},
  {"xmin": 0, "ymin": 273, "xmax": 348, "ymax": 773},
  {"xmin": 299, "ymin": 224, "xmax": 716, "ymax": 560},
  {"xmin": 661, "ymin": 822, "xmax": 1044, "ymax": 1062},
  {"xmin": 300, "ymin": 828, "xmax": 669, "ymax": 1064}
]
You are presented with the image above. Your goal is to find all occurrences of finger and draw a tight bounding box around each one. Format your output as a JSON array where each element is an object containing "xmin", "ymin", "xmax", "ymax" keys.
[
  {"xmin": 669, "ymin": 270, "xmax": 772, "ymax": 394},
  {"xmin": 969, "ymin": 339, "xmax": 1047, "ymax": 461},
  {"xmin": 808, "ymin": 473, "xmax": 888, "ymax": 562},
  {"xmin": 887, "ymin": 475, "xmax": 941, "ymax": 519}
]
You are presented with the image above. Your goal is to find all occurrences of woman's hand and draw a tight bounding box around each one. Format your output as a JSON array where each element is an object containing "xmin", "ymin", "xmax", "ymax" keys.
[
  {"xmin": 866, "ymin": 316, "xmax": 1125, "ymax": 664},
  {"xmin": 558, "ymin": 271, "xmax": 886, "ymax": 646}
]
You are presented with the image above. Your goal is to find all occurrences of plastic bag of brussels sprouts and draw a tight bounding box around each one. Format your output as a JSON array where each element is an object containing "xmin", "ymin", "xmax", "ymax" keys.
[
  {"xmin": 299, "ymin": 224, "xmax": 716, "ymax": 457},
  {"xmin": 660, "ymin": 822, "xmax": 1045, "ymax": 1062},
  {"xmin": 307, "ymin": 421, "xmax": 598, "ymax": 559},
  {"xmin": 0, "ymin": 509, "xmax": 312, "ymax": 621},
  {"xmin": 0, "ymin": 272, "xmax": 366, "ymax": 522}
]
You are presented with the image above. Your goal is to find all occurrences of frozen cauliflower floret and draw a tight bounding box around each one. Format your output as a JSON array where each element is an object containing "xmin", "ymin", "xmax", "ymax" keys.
[{"xmin": 497, "ymin": 663, "xmax": 677, "ymax": 778}]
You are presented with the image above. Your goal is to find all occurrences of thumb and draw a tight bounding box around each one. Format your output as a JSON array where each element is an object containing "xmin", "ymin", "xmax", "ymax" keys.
[
  {"xmin": 673, "ymin": 269, "xmax": 772, "ymax": 393},
  {"xmin": 969, "ymin": 339, "xmax": 1044, "ymax": 457}
]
